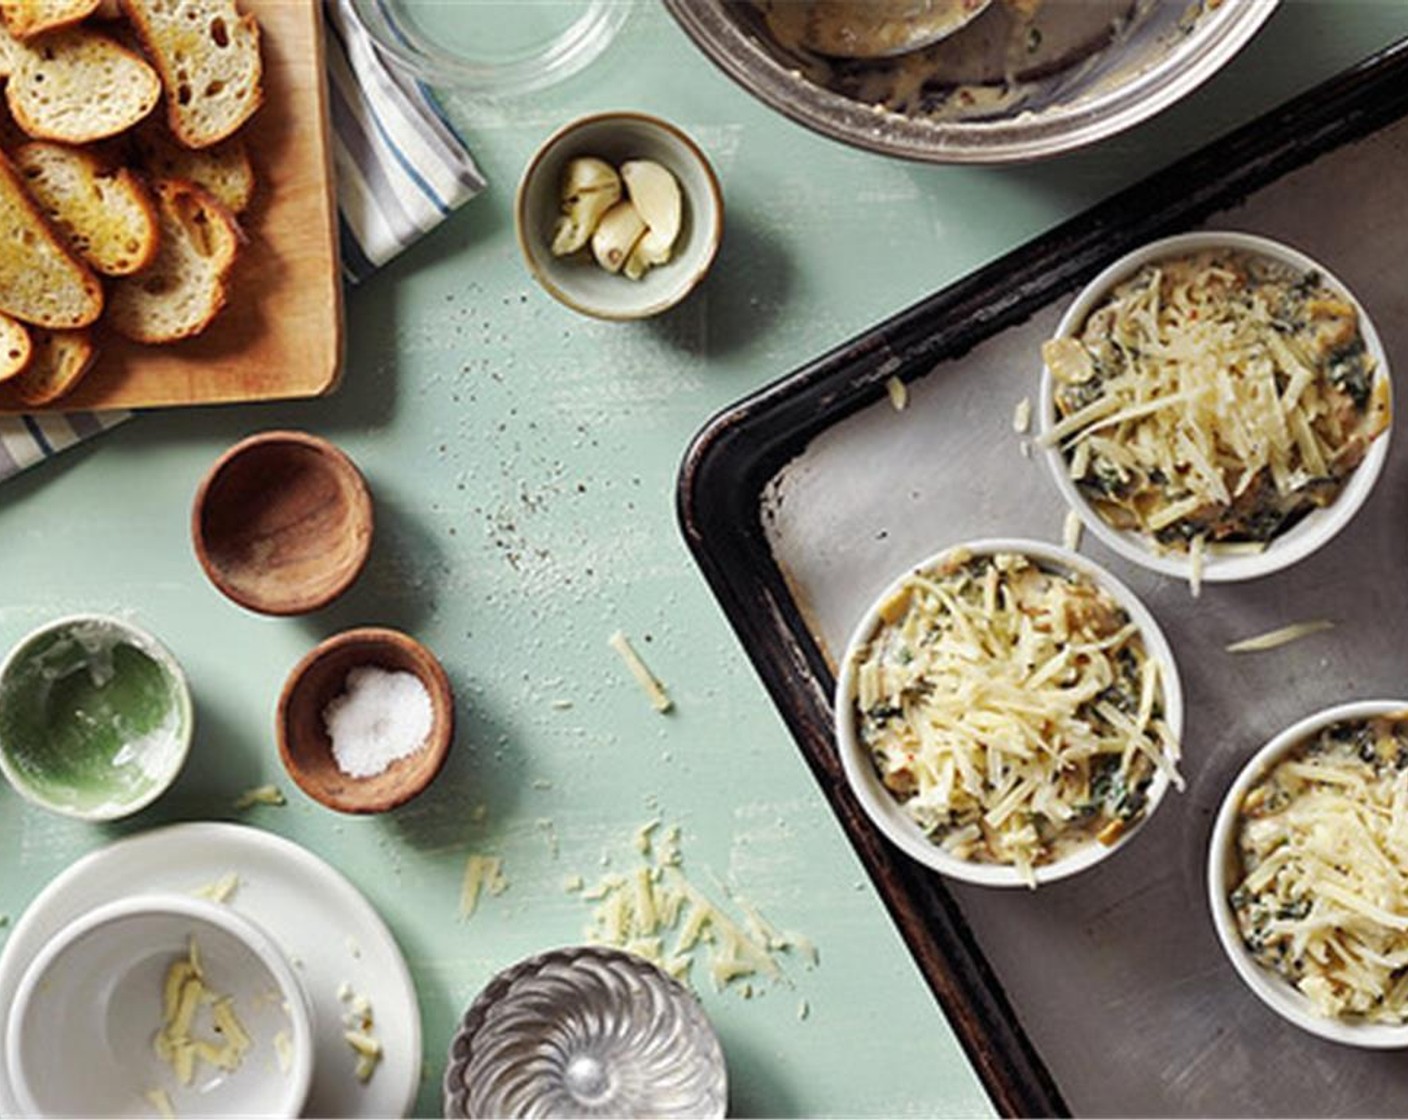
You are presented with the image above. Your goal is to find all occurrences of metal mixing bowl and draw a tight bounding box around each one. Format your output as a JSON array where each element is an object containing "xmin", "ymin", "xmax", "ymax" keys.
[{"xmin": 662, "ymin": 0, "xmax": 1279, "ymax": 163}]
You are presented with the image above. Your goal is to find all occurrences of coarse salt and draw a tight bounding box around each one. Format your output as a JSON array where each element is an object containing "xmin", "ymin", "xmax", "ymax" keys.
[{"xmin": 323, "ymin": 666, "xmax": 433, "ymax": 778}]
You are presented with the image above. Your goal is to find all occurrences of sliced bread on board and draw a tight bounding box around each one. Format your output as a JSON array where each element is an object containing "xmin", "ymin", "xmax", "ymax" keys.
[
  {"xmin": 0, "ymin": 153, "xmax": 102, "ymax": 328},
  {"xmin": 4, "ymin": 325, "xmax": 95, "ymax": 404},
  {"xmin": 0, "ymin": 15, "xmax": 22, "ymax": 75},
  {"xmin": 133, "ymin": 123, "xmax": 252, "ymax": 212},
  {"xmin": 108, "ymin": 177, "xmax": 240, "ymax": 342},
  {"xmin": 14, "ymin": 141, "xmax": 159, "ymax": 274},
  {"xmin": 0, "ymin": 0, "xmax": 100, "ymax": 40},
  {"xmin": 122, "ymin": 0, "xmax": 261, "ymax": 148},
  {"xmin": 6, "ymin": 27, "xmax": 160, "ymax": 143},
  {"xmin": 0, "ymin": 311, "xmax": 32, "ymax": 381}
]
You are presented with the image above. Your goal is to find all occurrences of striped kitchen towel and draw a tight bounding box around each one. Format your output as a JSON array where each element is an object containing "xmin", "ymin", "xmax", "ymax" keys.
[{"xmin": 0, "ymin": 0, "xmax": 485, "ymax": 483}]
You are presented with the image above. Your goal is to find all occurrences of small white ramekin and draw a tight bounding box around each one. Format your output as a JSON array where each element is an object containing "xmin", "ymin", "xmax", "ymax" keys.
[
  {"xmin": 1207, "ymin": 698, "xmax": 1408, "ymax": 1048},
  {"xmin": 1039, "ymin": 231, "xmax": 1392, "ymax": 583},
  {"xmin": 834, "ymin": 537, "xmax": 1183, "ymax": 888},
  {"xmin": 6, "ymin": 892, "xmax": 315, "ymax": 1116}
]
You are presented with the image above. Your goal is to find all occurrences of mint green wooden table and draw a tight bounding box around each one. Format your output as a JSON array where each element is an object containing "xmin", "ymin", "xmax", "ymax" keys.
[{"xmin": 1, "ymin": 3, "xmax": 1405, "ymax": 1115}]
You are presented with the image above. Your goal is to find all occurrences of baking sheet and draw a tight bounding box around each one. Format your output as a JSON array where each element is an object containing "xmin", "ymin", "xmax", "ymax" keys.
[{"xmin": 680, "ymin": 39, "xmax": 1408, "ymax": 1119}]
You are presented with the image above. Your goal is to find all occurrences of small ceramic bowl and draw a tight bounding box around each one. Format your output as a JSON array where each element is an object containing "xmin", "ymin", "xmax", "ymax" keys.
[
  {"xmin": 444, "ymin": 945, "xmax": 727, "ymax": 1119},
  {"xmin": 277, "ymin": 627, "xmax": 454, "ymax": 814},
  {"xmin": 0, "ymin": 615, "xmax": 193, "ymax": 820},
  {"xmin": 1208, "ymin": 699, "xmax": 1408, "ymax": 1048},
  {"xmin": 516, "ymin": 111, "xmax": 723, "ymax": 320},
  {"xmin": 834, "ymin": 538, "xmax": 1183, "ymax": 887},
  {"xmin": 192, "ymin": 431, "xmax": 374, "ymax": 616},
  {"xmin": 1039, "ymin": 231, "xmax": 1392, "ymax": 584},
  {"xmin": 6, "ymin": 892, "xmax": 314, "ymax": 1117}
]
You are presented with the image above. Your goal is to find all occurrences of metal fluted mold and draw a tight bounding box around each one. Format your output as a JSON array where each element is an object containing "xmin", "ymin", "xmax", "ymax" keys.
[{"xmin": 444, "ymin": 946, "xmax": 728, "ymax": 1119}]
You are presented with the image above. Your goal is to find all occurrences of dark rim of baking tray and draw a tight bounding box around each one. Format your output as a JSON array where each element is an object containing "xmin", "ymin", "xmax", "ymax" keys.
[{"xmin": 676, "ymin": 37, "xmax": 1408, "ymax": 1120}]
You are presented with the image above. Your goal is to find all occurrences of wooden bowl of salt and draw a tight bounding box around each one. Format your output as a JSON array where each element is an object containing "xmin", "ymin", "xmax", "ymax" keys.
[{"xmin": 277, "ymin": 627, "xmax": 454, "ymax": 814}]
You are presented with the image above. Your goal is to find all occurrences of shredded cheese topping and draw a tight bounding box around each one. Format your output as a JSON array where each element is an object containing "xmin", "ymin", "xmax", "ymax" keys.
[
  {"xmin": 1231, "ymin": 714, "xmax": 1408, "ymax": 1022},
  {"xmin": 1043, "ymin": 249, "xmax": 1389, "ymax": 555},
  {"xmin": 850, "ymin": 550, "xmax": 1180, "ymax": 881}
]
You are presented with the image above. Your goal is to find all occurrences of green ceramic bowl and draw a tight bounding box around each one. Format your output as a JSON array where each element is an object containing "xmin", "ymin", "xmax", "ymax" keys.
[{"xmin": 0, "ymin": 616, "xmax": 193, "ymax": 820}]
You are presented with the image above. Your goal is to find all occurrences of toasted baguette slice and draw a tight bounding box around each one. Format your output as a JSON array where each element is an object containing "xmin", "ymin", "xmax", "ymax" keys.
[
  {"xmin": 6, "ymin": 325, "xmax": 94, "ymax": 404},
  {"xmin": 133, "ymin": 123, "xmax": 252, "ymax": 212},
  {"xmin": 109, "ymin": 178, "xmax": 240, "ymax": 343},
  {"xmin": 121, "ymin": 0, "xmax": 261, "ymax": 149},
  {"xmin": 7, "ymin": 28, "xmax": 160, "ymax": 143},
  {"xmin": 14, "ymin": 141, "xmax": 159, "ymax": 275},
  {"xmin": 0, "ymin": 0, "xmax": 99, "ymax": 40},
  {"xmin": 0, "ymin": 14, "xmax": 21, "ymax": 76},
  {"xmin": 0, "ymin": 311, "xmax": 31, "ymax": 381},
  {"xmin": 0, "ymin": 153, "xmax": 102, "ymax": 328}
]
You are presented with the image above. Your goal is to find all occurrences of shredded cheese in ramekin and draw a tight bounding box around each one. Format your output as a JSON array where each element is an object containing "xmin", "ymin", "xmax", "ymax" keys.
[
  {"xmin": 1043, "ymin": 249, "xmax": 1389, "ymax": 558},
  {"xmin": 1232, "ymin": 713, "xmax": 1408, "ymax": 1022},
  {"xmin": 851, "ymin": 551, "xmax": 1181, "ymax": 882}
]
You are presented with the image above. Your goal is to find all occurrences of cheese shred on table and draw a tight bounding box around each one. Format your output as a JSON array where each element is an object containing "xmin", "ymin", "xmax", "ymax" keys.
[
  {"xmin": 1231, "ymin": 713, "xmax": 1408, "ymax": 1023},
  {"xmin": 1042, "ymin": 249, "xmax": 1389, "ymax": 555},
  {"xmin": 851, "ymin": 551, "xmax": 1180, "ymax": 881}
]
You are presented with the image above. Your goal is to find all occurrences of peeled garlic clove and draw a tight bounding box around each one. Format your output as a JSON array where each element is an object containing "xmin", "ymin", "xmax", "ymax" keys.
[
  {"xmin": 620, "ymin": 160, "xmax": 682, "ymax": 259},
  {"xmin": 551, "ymin": 157, "xmax": 622, "ymax": 257},
  {"xmin": 591, "ymin": 200, "xmax": 647, "ymax": 274},
  {"xmin": 622, "ymin": 228, "xmax": 674, "ymax": 280}
]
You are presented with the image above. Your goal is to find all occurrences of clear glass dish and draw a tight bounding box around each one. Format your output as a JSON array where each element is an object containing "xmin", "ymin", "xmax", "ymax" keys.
[{"xmin": 350, "ymin": 0, "xmax": 632, "ymax": 97}]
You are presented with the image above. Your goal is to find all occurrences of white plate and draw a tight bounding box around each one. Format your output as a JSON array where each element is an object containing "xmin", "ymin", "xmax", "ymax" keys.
[{"xmin": 0, "ymin": 821, "xmax": 421, "ymax": 1118}]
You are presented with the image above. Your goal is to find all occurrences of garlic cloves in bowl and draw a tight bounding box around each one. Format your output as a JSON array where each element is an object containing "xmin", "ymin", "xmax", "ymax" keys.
[
  {"xmin": 552, "ymin": 157, "xmax": 622, "ymax": 257},
  {"xmin": 620, "ymin": 159, "xmax": 682, "ymax": 280},
  {"xmin": 591, "ymin": 200, "xmax": 648, "ymax": 273}
]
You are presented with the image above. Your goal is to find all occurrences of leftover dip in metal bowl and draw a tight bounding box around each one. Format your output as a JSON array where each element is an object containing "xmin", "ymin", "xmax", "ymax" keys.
[
  {"xmin": 1041, "ymin": 232, "xmax": 1392, "ymax": 585},
  {"xmin": 1210, "ymin": 701, "xmax": 1408, "ymax": 1047},
  {"xmin": 836, "ymin": 540, "xmax": 1182, "ymax": 887},
  {"xmin": 663, "ymin": 0, "xmax": 1278, "ymax": 163}
]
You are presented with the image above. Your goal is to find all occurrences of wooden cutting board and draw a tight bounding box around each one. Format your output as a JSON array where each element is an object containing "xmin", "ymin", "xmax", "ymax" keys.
[{"xmin": 0, "ymin": 0, "xmax": 343, "ymax": 415}]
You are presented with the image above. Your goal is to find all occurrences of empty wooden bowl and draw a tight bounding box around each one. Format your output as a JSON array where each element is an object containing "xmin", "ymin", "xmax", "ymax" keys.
[
  {"xmin": 277, "ymin": 627, "xmax": 454, "ymax": 814},
  {"xmin": 192, "ymin": 431, "xmax": 374, "ymax": 616}
]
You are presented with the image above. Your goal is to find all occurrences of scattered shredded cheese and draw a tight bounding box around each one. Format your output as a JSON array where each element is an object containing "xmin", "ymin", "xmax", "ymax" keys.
[
  {"xmin": 145, "ymin": 1088, "xmax": 175, "ymax": 1119},
  {"xmin": 635, "ymin": 818, "xmax": 661, "ymax": 856},
  {"xmin": 609, "ymin": 631, "xmax": 673, "ymax": 713},
  {"xmin": 274, "ymin": 1030, "xmax": 294, "ymax": 1075},
  {"xmin": 1013, "ymin": 396, "xmax": 1032, "ymax": 434},
  {"xmin": 1062, "ymin": 509, "xmax": 1083, "ymax": 552},
  {"xmin": 1225, "ymin": 619, "xmax": 1335, "ymax": 653},
  {"xmin": 573, "ymin": 822, "xmax": 813, "ymax": 998},
  {"xmin": 192, "ymin": 873, "xmax": 240, "ymax": 905},
  {"xmin": 886, "ymin": 376, "xmax": 908, "ymax": 412},
  {"xmin": 459, "ymin": 855, "xmax": 508, "ymax": 919},
  {"xmin": 233, "ymin": 784, "xmax": 286, "ymax": 810},
  {"xmin": 339, "ymin": 984, "xmax": 383, "ymax": 1083}
]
